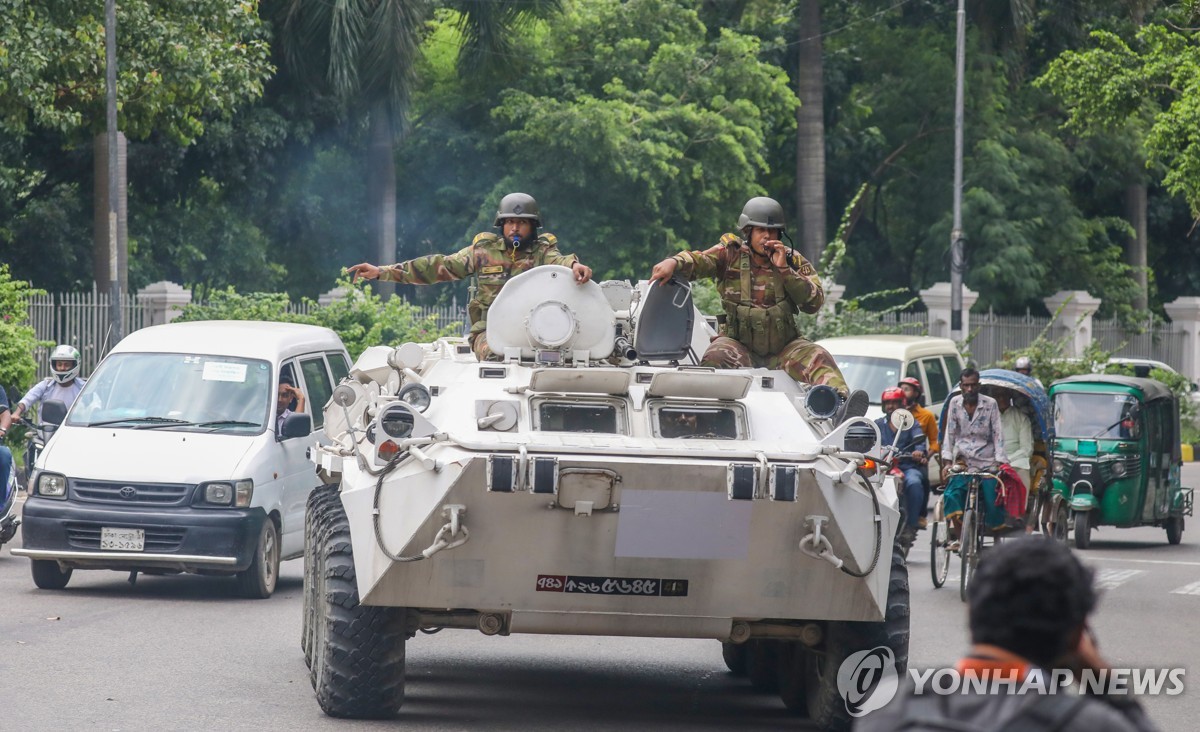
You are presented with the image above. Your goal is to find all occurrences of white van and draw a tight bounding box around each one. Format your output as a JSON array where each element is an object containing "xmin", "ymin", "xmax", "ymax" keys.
[
  {"xmin": 817, "ymin": 335, "xmax": 965, "ymax": 420},
  {"xmin": 14, "ymin": 321, "xmax": 350, "ymax": 598}
]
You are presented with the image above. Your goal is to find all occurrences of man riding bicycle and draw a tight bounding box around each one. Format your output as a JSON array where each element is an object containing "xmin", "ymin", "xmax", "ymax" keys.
[{"xmin": 941, "ymin": 368, "xmax": 1013, "ymax": 546}]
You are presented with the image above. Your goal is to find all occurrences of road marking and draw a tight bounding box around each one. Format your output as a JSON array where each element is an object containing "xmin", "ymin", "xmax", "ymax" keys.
[
  {"xmin": 1170, "ymin": 581, "xmax": 1200, "ymax": 596},
  {"xmin": 1087, "ymin": 556, "xmax": 1200, "ymax": 568},
  {"xmin": 1095, "ymin": 568, "xmax": 1143, "ymax": 590}
]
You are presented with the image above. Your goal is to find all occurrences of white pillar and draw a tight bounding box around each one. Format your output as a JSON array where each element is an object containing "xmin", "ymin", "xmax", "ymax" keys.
[
  {"xmin": 137, "ymin": 281, "xmax": 191, "ymax": 326},
  {"xmin": 1043, "ymin": 290, "xmax": 1101, "ymax": 358},
  {"xmin": 920, "ymin": 281, "xmax": 977, "ymax": 340},
  {"xmin": 1165, "ymin": 297, "xmax": 1200, "ymax": 385},
  {"xmin": 318, "ymin": 286, "xmax": 351, "ymax": 307},
  {"xmin": 823, "ymin": 282, "xmax": 846, "ymax": 310}
]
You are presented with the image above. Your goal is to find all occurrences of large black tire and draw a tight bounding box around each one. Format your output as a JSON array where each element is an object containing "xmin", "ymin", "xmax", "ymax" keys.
[
  {"xmin": 1073, "ymin": 510, "xmax": 1092, "ymax": 550},
  {"xmin": 745, "ymin": 640, "xmax": 781, "ymax": 692},
  {"xmin": 310, "ymin": 485, "xmax": 408, "ymax": 719},
  {"xmin": 721, "ymin": 641, "xmax": 748, "ymax": 676},
  {"xmin": 1166, "ymin": 516, "xmax": 1184, "ymax": 545},
  {"xmin": 236, "ymin": 516, "xmax": 280, "ymax": 599},
  {"xmin": 781, "ymin": 539, "xmax": 910, "ymax": 730},
  {"xmin": 959, "ymin": 508, "xmax": 977, "ymax": 603},
  {"xmin": 31, "ymin": 559, "xmax": 72, "ymax": 590},
  {"xmin": 303, "ymin": 485, "xmax": 343, "ymax": 668}
]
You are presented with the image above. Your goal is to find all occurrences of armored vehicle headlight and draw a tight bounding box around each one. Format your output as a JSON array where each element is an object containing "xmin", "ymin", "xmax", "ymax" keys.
[
  {"xmin": 397, "ymin": 383, "xmax": 432, "ymax": 413},
  {"xmin": 379, "ymin": 405, "xmax": 416, "ymax": 439},
  {"xmin": 36, "ymin": 472, "xmax": 67, "ymax": 498},
  {"xmin": 844, "ymin": 423, "xmax": 878, "ymax": 454},
  {"xmin": 803, "ymin": 385, "xmax": 840, "ymax": 420},
  {"xmin": 378, "ymin": 440, "xmax": 402, "ymax": 463}
]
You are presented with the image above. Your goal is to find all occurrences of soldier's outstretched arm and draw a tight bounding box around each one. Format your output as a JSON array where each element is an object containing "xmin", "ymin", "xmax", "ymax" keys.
[
  {"xmin": 374, "ymin": 248, "xmax": 474, "ymax": 285},
  {"xmin": 346, "ymin": 263, "xmax": 381, "ymax": 281},
  {"xmin": 655, "ymin": 244, "xmax": 728, "ymax": 285}
]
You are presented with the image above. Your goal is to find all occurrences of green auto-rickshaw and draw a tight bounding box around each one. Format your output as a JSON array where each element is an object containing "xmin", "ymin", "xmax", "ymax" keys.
[{"xmin": 1049, "ymin": 375, "xmax": 1194, "ymax": 548}]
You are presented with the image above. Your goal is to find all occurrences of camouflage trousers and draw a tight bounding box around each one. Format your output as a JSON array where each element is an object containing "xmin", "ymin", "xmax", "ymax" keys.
[
  {"xmin": 468, "ymin": 331, "xmax": 501, "ymax": 362},
  {"xmin": 701, "ymin": 336, "xmax": 848, "ymax": 394}
]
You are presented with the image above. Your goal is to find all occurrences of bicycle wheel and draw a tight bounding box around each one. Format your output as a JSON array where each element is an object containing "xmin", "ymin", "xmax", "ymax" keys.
[
  {"xmin": 930, "ymin": 519, "xmax": 951, "ymax": 588},
  {"xmin": 959, "ymin": 508, "xmax": 977, "ymax": 603}
]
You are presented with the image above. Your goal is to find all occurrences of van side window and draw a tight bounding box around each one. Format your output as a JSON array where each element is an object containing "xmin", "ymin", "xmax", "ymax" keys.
[
  {"xmin": 300, "ymin": 357, "xmax": 334, "ymax": 429},
  {"xmin": 905, "ymin": 361, "xmax": 921, "ymax": 381},
  {"xmin": 327, "ymin": 351, "xmax": 350, "ymax": 383},
  {"xmin": 922, "ymin": 357, "xmax": 950, "ymax": 405},
  {"xmin": 945, "ymin": 356, "xmax": 963, "ymax": 388}
]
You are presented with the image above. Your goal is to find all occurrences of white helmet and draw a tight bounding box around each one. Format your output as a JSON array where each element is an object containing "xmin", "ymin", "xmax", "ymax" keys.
[{"xmin": 50, "ymin": 344, "xmax": 81, "ymax": 385}]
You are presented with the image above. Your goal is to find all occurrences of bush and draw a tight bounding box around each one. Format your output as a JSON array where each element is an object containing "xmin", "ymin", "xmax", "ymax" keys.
[
  {"xmin": 0, "ymin": 265, "xmax": 47, "ymax": 450},
  {"xmin": 174, "ymin": 277, "xmax": 461, "ymax": 360}
]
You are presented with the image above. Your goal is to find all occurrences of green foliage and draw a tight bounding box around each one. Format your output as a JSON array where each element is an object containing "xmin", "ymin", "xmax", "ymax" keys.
[
  {"xmin": 0, "ymin": 264, "xmax": 45, "ymax": 396},
  {"xmin": 1102, "ymin": 362, "xmax": 1199, "ymax": 428},
  {"xmin": 173, "ymin": 278, "xmax": 459, "ymax": 359}
]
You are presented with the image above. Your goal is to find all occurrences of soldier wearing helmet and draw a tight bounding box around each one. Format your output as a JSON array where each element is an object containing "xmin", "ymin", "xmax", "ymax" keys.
[
  {"xmin": 876, "ymin": 386, "xmax": 928, "ymax": 544},
  {"xmin": 12, "ymin": 345, "xmax": 87, "ymax": 423},
  {"xmin": 346, "ymin": 193, "xmax": 592, "ymax": 361},
  {"xmin": 648, "ymin": 196, "xmax": 866, "ymax": 421}
]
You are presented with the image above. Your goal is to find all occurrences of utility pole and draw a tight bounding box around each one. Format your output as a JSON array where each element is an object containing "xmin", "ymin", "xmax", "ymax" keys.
[
  {"xmin": 950, "ymin": 0, "xmax": 966, "ymax": 342},
  {"xmin": 105, "ymin": 0, "xmax": 123, "ymax": 344}
]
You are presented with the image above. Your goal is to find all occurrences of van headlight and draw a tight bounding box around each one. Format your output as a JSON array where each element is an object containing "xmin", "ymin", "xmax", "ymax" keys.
[
  {"xmin": 200, "ymin": 479, "xmax": 253, "ymax": 508},
  {"xmin": 36, "ymin": 472, "xmax": 68, "ymax": 499}
]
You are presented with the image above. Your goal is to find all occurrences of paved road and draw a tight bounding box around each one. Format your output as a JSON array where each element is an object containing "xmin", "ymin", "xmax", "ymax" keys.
[{"xmin": 3, "ymin": 464, "xmax": 1198, "ymax": 730}]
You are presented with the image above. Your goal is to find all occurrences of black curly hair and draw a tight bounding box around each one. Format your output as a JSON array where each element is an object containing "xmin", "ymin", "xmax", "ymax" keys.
[{"xmin": 967, "ymin": 538, "xmax": 1097, "ymax": 668}]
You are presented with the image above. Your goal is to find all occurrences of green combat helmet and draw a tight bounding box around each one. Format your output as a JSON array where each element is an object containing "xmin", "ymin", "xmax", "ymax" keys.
[
  {"xmin": 736, "ymin": 196, "xmax": 786, "ymax": 232},
  {"xmin": 493, "ymin": 192, "xmax": 541, "ymax": 227}
]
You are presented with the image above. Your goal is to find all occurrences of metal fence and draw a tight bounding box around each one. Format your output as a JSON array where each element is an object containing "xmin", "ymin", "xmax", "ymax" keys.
[
  {"xmin": 965, "ymin": 308, "xmax": 1054, "ymax": 368},
  {"xmin": 27, "ymin": 289, "xmax": 150, "ymax": 381},
  {"xmin": 1093, "ymin": 318, "xmax": 1187, "ymax": 372}
]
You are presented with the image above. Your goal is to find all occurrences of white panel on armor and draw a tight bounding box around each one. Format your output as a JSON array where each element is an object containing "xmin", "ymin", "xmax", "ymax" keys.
[{"xmin": 485, "ymin": 266, "xmax": 616, "ymax": 360}]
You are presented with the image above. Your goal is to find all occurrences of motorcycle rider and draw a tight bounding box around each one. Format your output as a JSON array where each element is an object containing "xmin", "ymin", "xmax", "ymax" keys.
[
  {"xmin": 345, "ymin": 192, "xmax": 592, "ymax": 361},
  {"xmin": 648, "ymin": 196, "xmax": 867, "ymax": 422},
  {"xmin": 0, "ymin": 386, "xmax": 13, "ymax": 494},
  {"xmin": 12, "ymin": 345, "xmax": 87, "ymax": 423},
  {"xmin": 898, "ymin": 376, "xmax": 939, "ymax": 528},
  {"xmin": 876, "ymin": 387, "xmax": 927, "ymax": 546},
  {"xmin": 1014, "ymin": 355, "xmax": 1044, "ymax": 388}
]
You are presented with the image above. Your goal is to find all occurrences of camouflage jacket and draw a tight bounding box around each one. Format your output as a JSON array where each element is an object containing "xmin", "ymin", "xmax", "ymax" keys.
[
  {"xmin": 671, "ymin": 233, "xmax": 824, "ymax": 314},
  {"xmin": 378, "ymin": 232, "xmax": 580, "ymax": 333}
]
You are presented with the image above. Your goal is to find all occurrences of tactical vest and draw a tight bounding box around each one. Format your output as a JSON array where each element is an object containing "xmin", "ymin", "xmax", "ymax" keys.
[
  {"xmin": 719, "ymin": 239, "xmax": 799, "ymax": 357},
  {"xmin": 467, "ymin": 232, "xmax": 559, "ymax": 334}
]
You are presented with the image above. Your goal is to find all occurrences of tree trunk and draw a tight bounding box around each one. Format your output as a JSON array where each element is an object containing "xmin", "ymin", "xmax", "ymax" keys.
[
  {"xmin": 1125, "ymin": 183, "xmax": 1148, "ymax": 311},
  {"xmin": 368, "ymin": 104, "xmax": 397, "ymax": 298},
  {"xmin": 794, "ymin": 0, "xmax": 826, "ymax": 266}
]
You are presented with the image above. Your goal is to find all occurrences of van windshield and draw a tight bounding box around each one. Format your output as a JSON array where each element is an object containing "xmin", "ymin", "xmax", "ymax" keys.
[
  {"xmin": 1053, "ymin": 392, "xmax": 1141, "ymax": 440},
  {"xmin": 831, "ymin": 356, "xmax": 902, "ymax": 405},
  {"xmin": 67, "ymin": 353, "xmax": 273, "ymax": 433}
]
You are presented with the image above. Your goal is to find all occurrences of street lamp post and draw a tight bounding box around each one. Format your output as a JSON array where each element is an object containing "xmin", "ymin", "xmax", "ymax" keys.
[
  {"xmin": 950, "ymin": 0, "xmax": 966, "ymax": 342},
  {"xmin": 105, "ymin": 0, "xmax": 122, "ymax": 344}
]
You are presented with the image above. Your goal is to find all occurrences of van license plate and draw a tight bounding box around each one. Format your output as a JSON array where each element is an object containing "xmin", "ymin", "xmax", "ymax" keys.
[{"xmin": 101, "ymin": 527, "xmax": 145, "ymax": 551}]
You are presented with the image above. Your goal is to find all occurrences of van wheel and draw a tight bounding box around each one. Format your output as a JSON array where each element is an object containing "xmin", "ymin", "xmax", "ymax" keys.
[
  {"xmin": 311, "ymin": 484, "xmax": 407, "ymax": 719},
  {"xmin": 237, "ymin": 518, "xmax": 280, "ymax": 599},
  {"xmin": 31, "ymin": 559, "xmax": 72, "ymax": 590},
  {"xmin": 1073, "ymin": 511, "xmax": 1091, "ymax": 550},
  {"xmin": 1166, "ymin": 517, "xmax": 1184, "ymax": 545}
]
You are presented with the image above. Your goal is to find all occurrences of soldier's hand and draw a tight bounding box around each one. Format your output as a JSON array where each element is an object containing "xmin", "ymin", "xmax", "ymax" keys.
[
  {"xmin": 572, "ymin": 262, "xmax": 593, "ymax": 284},
  {"xmin": 346, "ymin": 263, "xmax": 381, "ymax": 282},
  {"xmin": 765, "ymin": 240, "xmax": 789, "ymax": 269},
  {"xmin": 649, "ymin": 258, "xmax": 678, "ymax": 286}
]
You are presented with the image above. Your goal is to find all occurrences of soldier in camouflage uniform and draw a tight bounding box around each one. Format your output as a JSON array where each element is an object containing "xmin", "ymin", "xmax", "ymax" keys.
[
  {"xmin": 649, "ymin": 197, "xmax": 866, "ymax": 419},
  {"xmin": 347, "ymin": 193, "xmax": 592, "ymax": 360}
]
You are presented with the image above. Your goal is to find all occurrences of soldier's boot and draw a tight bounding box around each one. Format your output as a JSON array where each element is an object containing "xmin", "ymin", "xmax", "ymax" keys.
[{"xmin": 834, "ymin": 389, "xmax": 870, "ymax": 426}]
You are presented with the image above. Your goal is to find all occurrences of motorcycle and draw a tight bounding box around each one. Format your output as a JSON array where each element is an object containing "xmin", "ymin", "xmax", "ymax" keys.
[{"xmin": 20, "ymin": 415, "xmax": 57, "ymax": 489}]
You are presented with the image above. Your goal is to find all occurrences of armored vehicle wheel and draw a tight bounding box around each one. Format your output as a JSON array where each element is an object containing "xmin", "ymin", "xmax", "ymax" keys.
[
  {"xmin": 1073, "ymin": 510, "xmax": 1092, "ymax": 550},
  {"xmin": 784, "ymin": 539, "xmax": 910, "ymax": 730},
  {"xmin": 1166, "ymin": 516, "xmax": 1184, "ymax": 545},
  {"xmin": 303, "ymin": 485, "xmax": 343, "ymax": 668},
  {"xmin": 930, "ymin": 519, "xmax": 951, "ymax": 588},
  {"xmin": 745, "ymin": 640, "xmax": 781, "ymax": 692},
  {"xmin": 30, "ymin": 559, "xmax": 72, "ymax": 590},
  {"xmin": 721, "ymin": 641, "xmax": 748, "ymax": 676},
  {"xmin": 236, "ymin": 517, "xmax": 280, "ymax": 599},
  {"xmin": 310, "ymin": 486, "xmax": 408, "ymax": 719}
]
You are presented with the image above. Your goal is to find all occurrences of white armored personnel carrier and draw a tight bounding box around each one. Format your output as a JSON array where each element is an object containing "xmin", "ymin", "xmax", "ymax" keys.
[{"xmin": 304, "ymin": 266, "xmax": 910, "ymax": 730}]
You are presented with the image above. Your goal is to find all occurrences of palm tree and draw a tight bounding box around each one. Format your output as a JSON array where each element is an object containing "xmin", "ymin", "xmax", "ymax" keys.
[
  {"xmin": 272, "ymin": 0, "xmax": 558, "ymax": 288},
  {"xmin": 794, "ymin": 0, "xmax": 825, "ymax": 265}
]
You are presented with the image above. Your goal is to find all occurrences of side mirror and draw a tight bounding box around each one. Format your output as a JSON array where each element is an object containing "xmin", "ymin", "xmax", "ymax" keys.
[
  {"xmin": 280, "ymin": 412, "xmax": 313, "ymax": 440},
  {"xmin": 40, "ymin": 400, "xmax": 68, "ymax": 426},
  {"xmin": 889, "ymin": 408, "xmax": 915, "ymax": 432}
]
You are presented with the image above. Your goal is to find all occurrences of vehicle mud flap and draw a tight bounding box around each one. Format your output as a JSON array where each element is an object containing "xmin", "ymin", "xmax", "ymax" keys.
[
  {"xmin": 309, "ymin": 483, "xmax": 409, "ymax": 719},
  {"xmin": 779, "ymin": 535, "xmax": 910, "ymax": 729}
]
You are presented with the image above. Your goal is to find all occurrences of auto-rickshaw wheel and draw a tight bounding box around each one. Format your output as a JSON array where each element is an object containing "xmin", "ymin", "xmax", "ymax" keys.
[
  {"xmin": 1073, "ymin": 510, "xmax": 1092, "ymax": 550},
  {"xmin": 1166, "ymin": 516, "xmax": 1184, "ymax": 545},
  {"xmin": 1053, "ymin": 503, "xmax": 1070, "ymax": 545}
]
